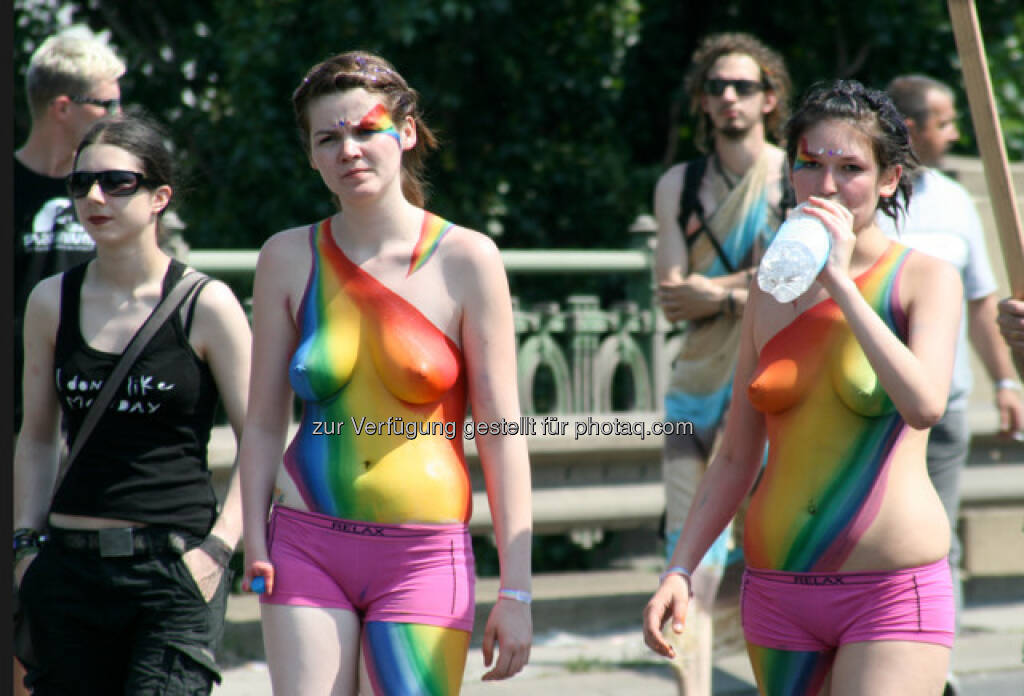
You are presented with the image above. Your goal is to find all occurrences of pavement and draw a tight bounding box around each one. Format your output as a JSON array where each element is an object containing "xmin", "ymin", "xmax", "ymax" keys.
[{"xmin": 212, "ymin": 566, "xmax": 1024, "ymax": 695}]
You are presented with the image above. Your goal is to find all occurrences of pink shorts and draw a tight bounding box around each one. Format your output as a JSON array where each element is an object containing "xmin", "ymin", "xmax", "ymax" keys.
[
  {"xmin": 262, "ymin": 506, "xmax": 475, "ymax": 632},
  {"xmin": 741, "ymin": 558, "xmax": 955, "ymax": 651}
]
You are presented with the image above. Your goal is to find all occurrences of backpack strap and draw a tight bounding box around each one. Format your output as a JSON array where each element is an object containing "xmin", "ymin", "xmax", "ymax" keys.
[
  {"xmin": 779, "ymin": 157, "xmax": 796, "ymax": 217},
  {"xmin": 678, "ymin": 155, "xmax": 708, "ymax": 239},
  {"xmin": 678, "ymin": 155, "xmax": 735, "ymax": 274}
]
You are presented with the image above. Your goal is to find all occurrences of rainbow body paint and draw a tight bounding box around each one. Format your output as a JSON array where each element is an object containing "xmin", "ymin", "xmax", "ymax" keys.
[
  {"xmin": 363, "ymin": 622, "xmax": 469, "ymax": 695},
  {"xmin": 745, "ymin": 243, "xmax": 912, "ymax": 572},
  {"xmin": 408, "ymin": 212, "xmax": 454, "ymax": 276},
  {"xmin": 286, "ymin": 216, "xmax": 469, "ymax": 523}
]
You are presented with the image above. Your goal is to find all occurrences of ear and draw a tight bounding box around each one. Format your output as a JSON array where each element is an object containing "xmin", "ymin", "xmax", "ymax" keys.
[
  {"xmin": 51, "ymin": 95, "xmax": 73, "ymax": 121},
  {"xmin": 700, "ymin": 93, "xmax": 712, "ymax": 116},
  {"xmin": 761, "ymin": 89, "xmax": 778, "ymax": 116},
  {"xmin": 400, "ymin": 114, "xmax": 417, "ymax": 152},
  {"xmin": 151, "ymin": 185, "xmax": 173, "ymax": 216},
  {"xmin": 878, "ymin": 164, "xmax": 902, "ymax": 198}
]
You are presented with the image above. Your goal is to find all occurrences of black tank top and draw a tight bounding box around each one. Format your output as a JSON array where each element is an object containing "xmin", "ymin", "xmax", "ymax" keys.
[{"xmin": 50, "ymin": 260, "xmax": 221, "ymax": 537}]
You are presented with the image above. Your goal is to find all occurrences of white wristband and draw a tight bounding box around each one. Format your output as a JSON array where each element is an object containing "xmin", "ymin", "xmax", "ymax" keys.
[
  {"xmin": 996, "ymin": 379, "xmax": 1022, "ymax": 392},
  {"xmin": 659, "ymin": 566, "xmax": 695, "ymax": 598},
  {"xmin": 497, "ymin": 588, "xmax": 532, "ymax": 605}
]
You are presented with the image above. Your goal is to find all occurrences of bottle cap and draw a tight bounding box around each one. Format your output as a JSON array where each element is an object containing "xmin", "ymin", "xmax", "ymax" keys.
[{"xmin": 251, "ymin": 576, "xmax": 266, "ymax": 594}]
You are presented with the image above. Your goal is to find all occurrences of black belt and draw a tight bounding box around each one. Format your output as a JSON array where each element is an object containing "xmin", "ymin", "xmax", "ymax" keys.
[{"xmin": 47, "ymin": 527, "xmax": 189, "ymax": 558}]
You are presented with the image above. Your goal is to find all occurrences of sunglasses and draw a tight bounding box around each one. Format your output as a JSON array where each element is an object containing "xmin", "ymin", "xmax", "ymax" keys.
[
  {"xmin": 703, "ymin": 78, "xmax": 767, "ymax": 97},
  {"xmin": 70, "ymin": 95, "xmax": 121, "ymax": 113},
  {"xmin": 66, "ymin": 170, "xmax": 157, "ymax": 198}
]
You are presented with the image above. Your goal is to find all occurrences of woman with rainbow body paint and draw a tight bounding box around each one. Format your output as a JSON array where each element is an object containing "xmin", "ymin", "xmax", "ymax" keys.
[
  {"xmin": 643, "ymin": 80, "xmax": 962, "ymax": 695},
  {"xmin": 238, "ymin": 51, "xmax": 532, "ymax": 695}
]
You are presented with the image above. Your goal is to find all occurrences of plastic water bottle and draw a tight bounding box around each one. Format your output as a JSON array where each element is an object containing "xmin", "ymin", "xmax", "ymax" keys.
[{"xmin": 757, "ymin": 203, "xmax": 832, "ymax": 303}]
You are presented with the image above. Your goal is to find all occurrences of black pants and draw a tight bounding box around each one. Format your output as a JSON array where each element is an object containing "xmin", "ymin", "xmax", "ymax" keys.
[{"xmin": 19, "ymin": 535, "xmax": 228, "ymax": 695}]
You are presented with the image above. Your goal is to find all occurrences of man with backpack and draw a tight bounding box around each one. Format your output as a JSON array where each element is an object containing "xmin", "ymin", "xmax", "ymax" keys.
[{"xmin": 651, "ymin": 32, "xmax": 793, "ymax": 696}]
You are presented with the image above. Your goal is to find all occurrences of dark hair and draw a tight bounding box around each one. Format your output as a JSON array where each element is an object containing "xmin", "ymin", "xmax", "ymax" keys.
[
  {"xmin": 885, "ymin": 74, "xmax": 953, "ymax": 126},
  {"xmin": 292, "ymin": 50, "xmax": 438, "ymax": 208},
  {"xmin": 684, "ymin": 32, "xmax": 792, "ymax": 153},
  {"xmin": 785, "ymin": 80, "xmax": 918, "ymax": 222},
  {"xmin": 73, "ymin": 108, "xmax": 177, "ymax": 231}
]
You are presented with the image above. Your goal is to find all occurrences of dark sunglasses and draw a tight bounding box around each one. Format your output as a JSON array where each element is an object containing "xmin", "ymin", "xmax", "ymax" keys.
[
  {"xmin": 703, "ymin": 78, "xmax": 767, "ymax": 97},
  {"xmin": 70, "ymin": 95, "xmax": 121, "ymax": 113},
  {"xmin": 66, "ymin": 170, "xmax": 157, "ymax": 198}
]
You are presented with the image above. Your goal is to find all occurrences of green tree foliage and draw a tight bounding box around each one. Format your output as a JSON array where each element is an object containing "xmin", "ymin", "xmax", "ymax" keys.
[{"xmin": 14, "ymin": 0, "xmax": 1024, "ymax": 253}]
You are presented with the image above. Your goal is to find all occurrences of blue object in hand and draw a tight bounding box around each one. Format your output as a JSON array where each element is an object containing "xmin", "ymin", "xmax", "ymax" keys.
[{"xmin": 251, "ymin": 576, "xmax": 266, "ymax": 594}]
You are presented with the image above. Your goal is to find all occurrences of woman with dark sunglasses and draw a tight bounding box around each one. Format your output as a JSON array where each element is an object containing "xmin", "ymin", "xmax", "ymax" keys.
[
  {"xmin": 13, "ymin": 112, "xmax": 252, "ymax": 694},
  {"xmin": 237, "ymin": 51, "xmax": 533, "ymax": 694}
]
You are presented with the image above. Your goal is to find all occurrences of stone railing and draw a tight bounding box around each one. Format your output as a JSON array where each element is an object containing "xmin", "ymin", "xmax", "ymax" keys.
[{"xmin": 190, "ymin": 215, "xmax": 680, "ymax": 417}]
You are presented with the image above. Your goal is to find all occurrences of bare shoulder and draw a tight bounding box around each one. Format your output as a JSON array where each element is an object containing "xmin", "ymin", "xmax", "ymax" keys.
[
  {"xmin": 655, "ymin": 162, "xmax": 687, "ymax": 199},
  {"xmin": 25, "ymin": 274, "xmax": 63, "ymax": 321},
  {"xmin": 439, "ymin": 224, "xmax": 503, "ymax": 274},
  {"xmin": 190, "ymin": 276, "xmax": 245, "ymax": 318},
  {"xmin": 256, "ymin": 225, "xmax": 314, "ymax": 275},
  {"xmin": 902, "ymin": 247, "xmax": 963, "ymax": 301}
]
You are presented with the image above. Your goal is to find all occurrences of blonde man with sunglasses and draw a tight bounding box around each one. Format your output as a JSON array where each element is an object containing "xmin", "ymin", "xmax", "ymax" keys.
[
  {"xmin": 15, "ymin": 26, "xmax": 126, "ymax": 434},
  {"xmin": 652, "ymin": 32, "xmax": 792, "ymax": 696}
]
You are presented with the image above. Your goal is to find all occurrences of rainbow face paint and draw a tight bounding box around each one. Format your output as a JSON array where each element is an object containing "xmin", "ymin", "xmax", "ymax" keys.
[
  {"xmin": 792, "ymin": 137, "xmax": 814, "ymax": 172},
  {"xmin": 408, "ymin": 212, "xmax": 454, "ymax": 276},
  {"xmin": 285, "ymin": 216, "xmax": 469, "ymax": 523},
  {"xmin": 745, "ymin": 244, "xmax": 913, "ymax": 572},
  {"xmin": 337, "ymin": 103, "xmax": 402, "ymax": 146}
]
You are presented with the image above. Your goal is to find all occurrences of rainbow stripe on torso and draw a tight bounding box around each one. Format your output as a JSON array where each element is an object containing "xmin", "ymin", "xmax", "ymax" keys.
[
  {"xmin": 408, "ymin": 212, "xmax": 453, "ymax": 276},
  {"xmin": 285, "ymin": 216, "xmax": 469, "ymax": 523},
  {"xmin": 745, "ymin": 243, "xmax": 913, "ymax": 572}
]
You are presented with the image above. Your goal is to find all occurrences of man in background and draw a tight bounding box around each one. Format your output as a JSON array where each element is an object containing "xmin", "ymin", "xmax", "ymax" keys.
[
  {"xmin": 652, "ymin": 32, "xmax": 792, "ymax": 695},
  {"xmin": 14, "ymin": 26, "xmax": 125, "ymax": 432}
]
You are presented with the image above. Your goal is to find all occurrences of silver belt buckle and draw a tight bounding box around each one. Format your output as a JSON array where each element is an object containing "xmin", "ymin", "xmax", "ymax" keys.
[{"xmin": 98, "ymin": 528, "xmax": 134, "ymax": 557}]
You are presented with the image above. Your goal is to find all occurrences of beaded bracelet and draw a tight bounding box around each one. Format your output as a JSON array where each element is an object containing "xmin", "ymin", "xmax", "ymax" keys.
[
  {"xmin": 497, "ymin": 588, "xmax": 532, "ymax": 605},
  {"xmin": 996, "ymin": 378, "xmax": 1022, "ymax": 392}
]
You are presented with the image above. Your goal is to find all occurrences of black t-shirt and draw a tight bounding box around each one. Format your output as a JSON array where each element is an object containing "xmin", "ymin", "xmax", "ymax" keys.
[{"xmin": 14, "ymin": 156, "xmax": 96, "ymax": 429}]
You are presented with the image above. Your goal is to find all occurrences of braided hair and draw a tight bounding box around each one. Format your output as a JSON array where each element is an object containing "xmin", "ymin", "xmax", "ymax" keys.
[{"xmin": 785, "ymin": 80, "xmax": 918, "ymax": 222}]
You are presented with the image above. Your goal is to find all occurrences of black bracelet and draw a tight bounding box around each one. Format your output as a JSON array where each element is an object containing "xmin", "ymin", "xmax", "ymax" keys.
[
  {"xmin": 199, "ymin": 535, "xmax": 234, "ymax": 568},
  {"xmin": 726, "ymin": 291, "xmax": 737, "ymax": 316}
]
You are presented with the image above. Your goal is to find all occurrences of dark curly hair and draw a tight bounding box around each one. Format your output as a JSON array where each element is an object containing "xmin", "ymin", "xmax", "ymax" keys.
[
  {"xmin": 784, "ymin": 80, "xmax": 918, "ymax": 223},
  {"xmin": 292, "ymin": 50, "xmax": 438, "ymax": 207},
  {"xmin": 684, "ymin": 33, "xmax": 792, "ymax": 153}
]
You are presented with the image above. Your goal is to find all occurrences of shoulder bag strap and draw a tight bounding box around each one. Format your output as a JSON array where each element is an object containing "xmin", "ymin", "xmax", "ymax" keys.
[
  {"xmin": 679, "ymin": 155, "xmax": 708, "ymax": 239},
  {"xmin": 680, "ymin": 156, "xmax": 736, "ymax": 273},
  {"xmin": 64, "ymin": 272, "xmax": 209, "ymax": 468}
]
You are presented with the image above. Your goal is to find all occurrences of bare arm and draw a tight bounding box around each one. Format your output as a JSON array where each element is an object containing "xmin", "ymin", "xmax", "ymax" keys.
[
  {"xmin": 642, "ymin": 289, "xmax": 766, "ymax": 656},
  {"xmin": 189, "ymin": 279, "xmax": 253, "ymax": 549},
  {"xmin": 457, "ymin": 232, "xmax": 532, "ymax": 680},
  {"xmin": 238, "ymin": 232, "xmax": 305, "ymax": 594},
  {"xmin": 13, "ymin": 278, "xmax": 63, "ymax": 583},
  {"xmin": 967, "ymin": 294, "xmax": 1024, "ymax": 434},
  {"xmin": 653, "ymin": 164, "xmax": 754, "ymax": 322}
]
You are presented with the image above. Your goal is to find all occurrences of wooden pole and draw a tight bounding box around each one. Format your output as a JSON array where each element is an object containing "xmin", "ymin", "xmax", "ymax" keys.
[{"xmin": 947, "ymin": 0, "xmax": 1024, "ymax": 300}]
